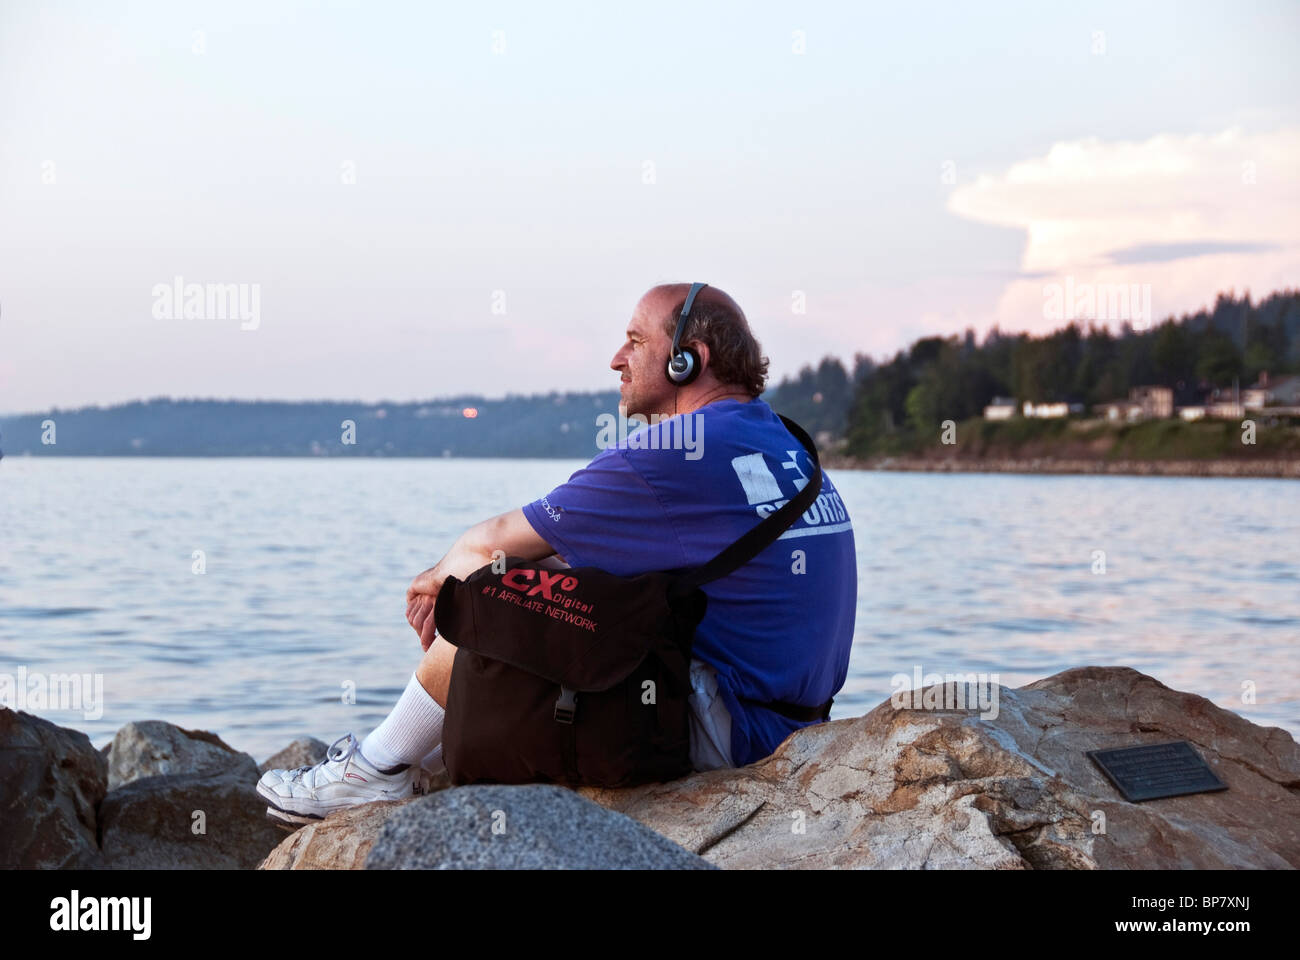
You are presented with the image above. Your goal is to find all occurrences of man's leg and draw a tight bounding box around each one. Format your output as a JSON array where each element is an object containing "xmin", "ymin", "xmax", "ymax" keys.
[
  {"xmin": 358, "ymin": 637, "xmax": 456, "ymax": 772},
  {"xmin": 415, "ymin": 636, "xmax": 456, "ymax": 708},
  {"xmin": 256, "ymin": 638, "xmax": 459, "ymax": 823}
]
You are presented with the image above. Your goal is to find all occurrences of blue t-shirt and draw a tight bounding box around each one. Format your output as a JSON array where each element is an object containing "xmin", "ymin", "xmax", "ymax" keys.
[{"xmin": 522, "ymin": 397, "xmax": 857, "ymax": 767}]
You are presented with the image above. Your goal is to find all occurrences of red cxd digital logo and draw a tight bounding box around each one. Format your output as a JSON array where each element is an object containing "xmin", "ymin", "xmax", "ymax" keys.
[{"xmin": 501, "ymin": 568, "xmax": 580, "ymax": 601}]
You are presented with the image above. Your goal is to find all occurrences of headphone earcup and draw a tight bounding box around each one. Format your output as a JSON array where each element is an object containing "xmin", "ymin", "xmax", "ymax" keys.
[{"xmin": 666, "ymin": 347, "xmax": 701, "ymax": 386}]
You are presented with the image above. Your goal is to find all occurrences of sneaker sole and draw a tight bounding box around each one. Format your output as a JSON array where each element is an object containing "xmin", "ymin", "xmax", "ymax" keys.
[
  {"xmin": 264, "ymin": 802, "xmax": 322, "ymax": 828},
  {"xmin": 256, "ymin": 781, "xmax": 355, "ymax": 821},
  {"xmin": 256, "ymin": 780, "xmax": 414, "ymax": 821}
]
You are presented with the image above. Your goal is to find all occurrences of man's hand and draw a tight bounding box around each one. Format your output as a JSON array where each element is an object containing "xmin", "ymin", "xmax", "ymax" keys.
[
  {"xmin": 407, "ymin": 592, "xmax": 440, "ymax": 652},
  {"xmin": 406, "ymin": 566, "xmax": 441, "ymax": 604},
  {"xmin": 405, "ymin": 564, "xmax": 446, "ymax": 651},
  {"xmin": 403, "ymin": 507, "xmax": 557, "ymax": 651}
]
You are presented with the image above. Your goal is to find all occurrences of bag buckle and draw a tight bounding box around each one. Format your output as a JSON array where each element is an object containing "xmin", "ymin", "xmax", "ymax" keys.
[{"xmin": 554, "ymin": 686, "xmax": 577, "ymax": 724}]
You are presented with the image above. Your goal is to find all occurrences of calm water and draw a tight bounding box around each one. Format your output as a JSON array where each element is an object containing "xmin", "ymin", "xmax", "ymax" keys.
[{"xmin": 2, "ymin": 457, "xmax": 1297, "ymax": 761}]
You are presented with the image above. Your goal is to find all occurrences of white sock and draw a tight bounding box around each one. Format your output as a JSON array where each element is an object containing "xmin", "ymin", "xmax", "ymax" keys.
[{"xmin": 361, "ymin": 673, "xmax": 445, "ymax": 771}]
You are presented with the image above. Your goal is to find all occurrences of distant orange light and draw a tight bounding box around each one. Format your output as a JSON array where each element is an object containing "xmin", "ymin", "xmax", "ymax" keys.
[{"xmin": 462, "ymin": 407, "xmax": 478, "ymax": 419}]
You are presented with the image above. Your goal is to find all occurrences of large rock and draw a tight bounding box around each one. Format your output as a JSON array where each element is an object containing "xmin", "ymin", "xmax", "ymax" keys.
[
  {"xmin": 259, "ymin": 799, "xmax": 418, "ymax": 869},
  {"xmin": 258, "ymin": 666, "xmax": 1300, "ymax": 870},
  {"xmin": 0, "ymin": 708, "xmax": 107, "ymax": 868},
  {"xmin": 106, "ymin": 720, "xmax": 257, "ymax": 789},
  {"xmin": 99, "ymin": 768, "xmax": 285, "ymax": 869},
  {"xmin": 364, "ymin": 785, "xmax": 714, "ymax": 869},
  {"xmin": 257, "ymin": 764, "xmax": 453, "ymax": 869},
  {"xmin": 258, "ymin": 737, "xmax": 328, "ymax": 775},
  {"xmin": 577, "ymin": 666, "xmax": 1300, "ymax": 868}
]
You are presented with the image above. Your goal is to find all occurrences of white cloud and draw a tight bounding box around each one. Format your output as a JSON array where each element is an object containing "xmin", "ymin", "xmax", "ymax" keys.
[{"xmin": 948, "ymin": 127, "xmax": 1300, "ymax": 332}]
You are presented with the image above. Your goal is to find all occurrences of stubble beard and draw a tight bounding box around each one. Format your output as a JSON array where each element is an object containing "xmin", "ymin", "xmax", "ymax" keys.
[{"xmin": 620, "ymin": 380, "xmax": 673, "ymax": 423}]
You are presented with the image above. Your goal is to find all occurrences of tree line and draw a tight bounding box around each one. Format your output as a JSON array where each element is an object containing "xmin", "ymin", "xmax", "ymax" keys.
[
  {"xmin": 764, "ymin": 289, "xmax": 1300, "ymax": 456},
  {"xmin": 5, "ymin": 289, "xmax": 1296, "ymax": 459}
]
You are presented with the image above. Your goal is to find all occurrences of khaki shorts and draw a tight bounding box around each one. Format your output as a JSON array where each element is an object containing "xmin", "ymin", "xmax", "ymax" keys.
[{"xmin": 687, "ymin": 658, "xmax": 735, "ymax": 771}]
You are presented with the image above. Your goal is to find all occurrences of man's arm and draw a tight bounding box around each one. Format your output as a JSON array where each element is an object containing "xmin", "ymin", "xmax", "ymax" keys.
[{"xmin": 405, "ymin": 507, "xmax": 558, "ymax": 648}]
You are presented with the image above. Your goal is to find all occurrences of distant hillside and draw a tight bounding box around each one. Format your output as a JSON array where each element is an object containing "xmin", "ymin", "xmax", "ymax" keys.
[
  {"xmin": 0, "ymin": 392, "xmax": 627, "ymax": 458},
  {"xmin": 10, "ymin": 288, "xmax": 1298, "ymax": 461}
]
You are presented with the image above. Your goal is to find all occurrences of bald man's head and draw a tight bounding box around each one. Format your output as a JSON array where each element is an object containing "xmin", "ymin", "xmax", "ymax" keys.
[
  {"xmin": 646, "ymin": 283, "xmax": 768, "ymax": 396},
  {"xmin": 638, "ymin": 283, "xmax": 746, "ymax": 332},
  {"xmin": 611, "ymin": 283, "xmax": 769, "ymax": 420}
]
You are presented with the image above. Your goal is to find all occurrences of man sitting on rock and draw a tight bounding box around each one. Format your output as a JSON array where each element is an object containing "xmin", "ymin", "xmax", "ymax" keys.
[{"xmin": 257, "ymin": 282, "xmax": 858, "ymax": 824}]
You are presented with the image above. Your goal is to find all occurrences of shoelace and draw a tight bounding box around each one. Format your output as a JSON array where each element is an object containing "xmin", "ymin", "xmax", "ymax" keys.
[
  {"xmin": 327, "ymin": 732, "xmax": 360, "ymax": 764},
  {"xmin": 285, "ymin": 732, "xmax": 358, "ymax": 782}
]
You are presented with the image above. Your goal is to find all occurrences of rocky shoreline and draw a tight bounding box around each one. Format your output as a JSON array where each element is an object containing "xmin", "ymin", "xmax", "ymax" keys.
[
  {"xmin": 824, "ymin": 455, "xmax": 1300, "ymax": 478},
  {"xmin": 3, "ymin": 666, "xmax": 1297, "ymax": 869}
]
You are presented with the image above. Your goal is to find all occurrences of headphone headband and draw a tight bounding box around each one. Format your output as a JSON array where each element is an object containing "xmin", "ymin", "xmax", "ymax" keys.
[
  {"xmin": 671, "ymin": 282, "xmax": 708, "ymax": 358},
  {"xmin": 667, "ymin": 282, "xmax": 708, "ymax": 385}
]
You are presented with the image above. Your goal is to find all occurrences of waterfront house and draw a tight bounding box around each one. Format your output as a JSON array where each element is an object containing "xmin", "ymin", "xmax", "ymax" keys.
[
  {"xmin": 1093, "ymin": 385, "xmax": 1173, "ymax": 422},
  {"xmin": 983, "ymin": 397, "xmax": 1017, "ymax": 420},
  {"xmin": 1204, "ymin": 384, "xmax": 1246, "ymax": 419},
  {"xmin": 1022, "ymin": 401, "xmax": 1085, "ymax": 418},
  {"xmin": 1244, "ymin": 373, "xmax": 1300, "ymax": 410}
]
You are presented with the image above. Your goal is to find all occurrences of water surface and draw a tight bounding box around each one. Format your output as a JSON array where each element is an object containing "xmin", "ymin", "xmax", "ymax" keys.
[{"xmin": 2, "ymin": 457, "xmax": 1296, "ymax": 759}]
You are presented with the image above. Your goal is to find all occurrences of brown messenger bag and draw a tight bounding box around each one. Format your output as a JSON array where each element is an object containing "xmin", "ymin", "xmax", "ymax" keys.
[{"xmin": 433, "ymin": 414, "xmax": 831, "ymax": 787}]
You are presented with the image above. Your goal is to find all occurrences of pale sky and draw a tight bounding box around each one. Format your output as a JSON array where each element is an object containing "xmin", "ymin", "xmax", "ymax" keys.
[{"xmin": 1, "ymin": 0, "xmax": 1297, "ymax": 414}]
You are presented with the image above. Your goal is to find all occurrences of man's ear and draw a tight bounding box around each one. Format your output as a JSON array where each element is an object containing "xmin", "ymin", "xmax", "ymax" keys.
[{"xmin": 689, "ymin": 340, "xmax": 709, "ymax": 374}]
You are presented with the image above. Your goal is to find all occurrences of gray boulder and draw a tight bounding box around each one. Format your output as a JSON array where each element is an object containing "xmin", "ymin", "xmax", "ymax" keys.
[
  {"xmin": 99, "ymin": 768, "xmax": 284, "ymax": 869},
  {"xmin": 365, "ymin": 784, "xmax": 714, "ymax": 870},
  {"xmin": 259, "ymin": 737, "xmax": 328, "ymax": 775},
  {"xmin": 0, "ymin": 708, "xmax": 107, "ymax": 868},
  {"xmin": 106, "ymin": 720, "xmax": 257, "ymax": 789}
]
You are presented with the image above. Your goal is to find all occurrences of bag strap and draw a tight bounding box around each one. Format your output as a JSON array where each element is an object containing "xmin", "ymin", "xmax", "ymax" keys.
[
  {"xmin": 673, "ymin": 413, "xmax": 821, "ymax": 594},
  {"xmin": 737, "ymin": 692, "xmax": 834, "ymax": 723}
]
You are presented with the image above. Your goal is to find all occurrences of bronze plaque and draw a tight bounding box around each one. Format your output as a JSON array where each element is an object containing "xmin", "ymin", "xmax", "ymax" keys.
[{"xmin": 1086, "ymin": 741, "xmax": 1227, "ymax": 802}]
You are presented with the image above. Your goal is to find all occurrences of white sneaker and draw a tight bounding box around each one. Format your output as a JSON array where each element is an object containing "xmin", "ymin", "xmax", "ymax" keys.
[{"xmin": 257, "ymin": 732, "xmax": 429, "ymax": 826}]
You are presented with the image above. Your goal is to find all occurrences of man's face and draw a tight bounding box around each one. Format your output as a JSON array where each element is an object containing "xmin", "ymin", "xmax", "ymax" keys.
[{"xmin": 610, "ymin": 295, "xmax": 675, "ymax": 420}]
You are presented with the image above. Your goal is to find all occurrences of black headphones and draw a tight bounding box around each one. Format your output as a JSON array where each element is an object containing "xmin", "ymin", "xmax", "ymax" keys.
[{"xmin": 666, "ymin": 281, "xmax": 708, "ymax": 386}]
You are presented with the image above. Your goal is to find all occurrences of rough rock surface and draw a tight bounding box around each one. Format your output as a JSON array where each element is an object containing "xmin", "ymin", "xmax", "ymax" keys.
[
  {"xmin": 258, "ymin": 737, "xmax": 329, "ymax": 775},
  {"xmin": 0, "ymin": 708, "xmax": 107, "ymax": 868},
  {"xmin": 106, "ymin": 719, "xmax": 257, "ymax": 789},
  {"xmin": 260, "ymin": 799, "xmax": 427, "ymax": 869},
  {"xmin": 12, "ymin": 667, "xmax": 1294, "ymax": 870},
  {"xmin": 257, "ymin": 767, "xmax": 454, "ymax": 869},
  {"xmin": 98, "ymin": 767, "xmax": 286, "ymax": 869},
  {"xmin": 260, "ymin": 667, "xmax": 1300, "ymax": 870},
  {"xmin": 577, "ymin": 666, "xmax": 1300, "ymax": 868},
  {"xmin": 364, "ymin": 785, "xmax": 714, "ymax": 869}
]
